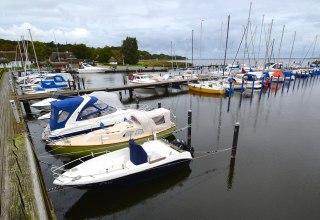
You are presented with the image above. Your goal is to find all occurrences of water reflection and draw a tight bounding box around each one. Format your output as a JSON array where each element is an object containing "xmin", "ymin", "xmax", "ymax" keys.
[
  {"xmin": 64, "ymin": 168, "xmax": 191, "ymax": 220},
  {"xmin": 227, "ymin": 157, "xmax": 236, "ymax": 191}
]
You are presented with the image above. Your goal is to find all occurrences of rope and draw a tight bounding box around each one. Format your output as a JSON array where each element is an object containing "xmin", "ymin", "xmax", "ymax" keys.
[{"xmin": 193, "ymin": 147, "xmax": 232, "ymax": 160}]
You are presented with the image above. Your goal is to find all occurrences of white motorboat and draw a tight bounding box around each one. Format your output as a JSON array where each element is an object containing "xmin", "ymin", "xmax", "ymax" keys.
[
  {"xmin": 31, "ymin": 97, "xmax": 59, "ymax": 111},
  {"xmin": 52, "ymin": 138, "xmax": 193, "ymax": 188},
  {"xmin": 46, "ymin": 107, "xmax": 177, "ymax": 157},
  {"xmin": 77, "ymin": 63, "xmax": 110, "ymax": 73},
  {"xmin": 128, "ymin": 73, "xmax": 157, "ymax": 85},
  {"xmin": 42, "ymin": 91, "xmax": 147, "ymax": 141},
  {"xmin": 31, "ymin": 94, "xmax": 73, "ymax": 111}
]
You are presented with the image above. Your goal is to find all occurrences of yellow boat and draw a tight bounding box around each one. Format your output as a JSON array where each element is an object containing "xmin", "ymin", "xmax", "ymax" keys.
[{"xmin": 188, "ymin": 81, "xmax": 226, "ymax": 95}]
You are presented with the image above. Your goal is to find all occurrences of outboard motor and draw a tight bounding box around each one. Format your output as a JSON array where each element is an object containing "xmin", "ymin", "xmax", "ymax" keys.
[{"xmin": 172, "ymin": 139, "xmax": 194, "ymax": 153}]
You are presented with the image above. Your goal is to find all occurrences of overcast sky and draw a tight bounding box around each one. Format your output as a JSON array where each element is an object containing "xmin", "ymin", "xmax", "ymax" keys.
[{"xmin": 1, "ymin": 0, "xmax": 320, "ymax": 60}]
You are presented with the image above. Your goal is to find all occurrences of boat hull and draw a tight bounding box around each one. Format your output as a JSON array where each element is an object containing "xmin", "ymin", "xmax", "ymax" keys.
[
  {"xmin": 46, "ymin": 126, "xmax": 177, "ymax": 157},
  {"xmin": 188, "ymin": 84, "xmax": 225, "ymax": 94},
  {"xmin": 71, "ymin": 159, "xmax": 191, "ymax": 189}
]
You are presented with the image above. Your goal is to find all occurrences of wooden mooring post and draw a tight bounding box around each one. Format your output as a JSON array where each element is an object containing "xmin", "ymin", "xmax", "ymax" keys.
[
  {"xmin": 187, "ymin": 110, "xmax": 192, "ymax": 148},
  {"xmin": 231, "ymin": 122, "xmax": 240, "ymax": 158}
]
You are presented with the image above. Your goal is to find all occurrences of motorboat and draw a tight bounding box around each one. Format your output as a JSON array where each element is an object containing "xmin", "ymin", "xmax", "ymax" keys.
[
  {"xmin": 128, "ymin": 73, "xmax": 157, "ymax": 85},
  {"xmin": 234, "ymin": 73, "xmax": 262, "ymax": 89},
  {"xmin": 270, "ymin": 70, "xmax": 285, "ymax": 82},
  {"xmin": 77, "ymin": 63, "xmax": 110, "ymax": 73},
  {"xmin": 188, "ymin": 80, "xmax": 226, "ymax": 95},
  {"xmin": 42, "ymin": 91, "xmax": 145, "ymax": 141},
  {"xmin": 52, "ymin": 138, "xmax": 193, "ymax": 188},
  {"xmin": 46, "ymin": 108, "xmax": 177, "ymax": 157}
]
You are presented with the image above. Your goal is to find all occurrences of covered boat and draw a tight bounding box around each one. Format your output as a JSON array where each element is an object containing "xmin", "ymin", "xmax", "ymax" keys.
[
  {"xmin": 46, "ymin": 108, "xmax": 177, "ymax": 157},
  {"xmin": 52, "ymin": 138, "xmax": 192, "ymax": 188},
  {"xmin": 42, "ymin": 91, "xmax": 141, "ymax": 141}
]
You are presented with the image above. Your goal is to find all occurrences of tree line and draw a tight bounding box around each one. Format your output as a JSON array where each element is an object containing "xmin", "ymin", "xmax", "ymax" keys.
[{"xmin": 0, "ymin": 38, "xmax": 186, "ymax": 65}]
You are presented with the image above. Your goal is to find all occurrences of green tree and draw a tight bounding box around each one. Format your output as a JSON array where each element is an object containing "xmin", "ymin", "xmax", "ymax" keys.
[
  {"xmin": 94, "ymin": 46, "xmax": 112, "ymax": 63},
  {"xmin": 121, "ymin": 37, "xmax": 139, "ymax": 64},
  {"xmin": 111, "ymin": 50, "xmax": 122, "ymax": 64},
  {"xmin": 70, "ymin": 43, "xmax": 93, "ymax": 60}
]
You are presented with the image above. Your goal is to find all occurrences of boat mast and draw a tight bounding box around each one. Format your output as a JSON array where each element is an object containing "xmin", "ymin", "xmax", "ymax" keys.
[
  {"xmin": 263, "ymin": 19, "xmax": 273, "ymax": 70},
  {"xmin": 244, "ymin": 2, "xmax": 252, "ymax": 69},
  {"xmin": 191, "ymin": 29, "xmax": 194, "ymax": 67},
  {"xmin": 171, "ymin": 41, "xmax": 173, "ymax": 69},
  {"xmin": 311, "ymin": 35, "xmax": 318, "ymax": 59},
  {"xmin": 222, "ymin": 15, "xmax": 230, "ymax": 76},
  {"xmin": 288, "ymin": 31, "xmax": 296, "ymax": 69},
  {"xmin": 54, "ymin": 32, "xmax": 61, "ymax": 62},
  {"xmin": 277, "ymin": 24, "xmax": 285, "ymax": 61},
  {"xmin": 27, "ymin": 28, "xmax": 41, "ymax": 72},
  {"xmin": 257, "ymin": 14, "xmax": 264, "ymax": 67}
]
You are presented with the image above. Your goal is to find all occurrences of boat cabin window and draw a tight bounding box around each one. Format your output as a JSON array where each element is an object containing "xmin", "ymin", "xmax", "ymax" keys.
[
  {"xmin": 152, "ymin": 115, "xmax": 165, "ymax": 125},
  {"xmin": 54, "ymin": 76, "xmax": 64, "ymax": 82},
  {"xmin": 57, "ymin": 111, "xmax": 70, "ymax": 123},
  {"xmin": 135, "ymin": 129, "xmax": 144, "ymax": 135},
  {"xmin": 123, "ymin": 131, "xmax": 134, "ymax": 137},
  {"xmin": 78, "ymin": 106, "xmax": 101, "ymax": 120},
  {"xmin": 94, "ymin": 100, "xmax": 117, "ymax": 114},
  {"xmin": 131, "ymin": 116, "xmax": 141, "ymax": 125}
]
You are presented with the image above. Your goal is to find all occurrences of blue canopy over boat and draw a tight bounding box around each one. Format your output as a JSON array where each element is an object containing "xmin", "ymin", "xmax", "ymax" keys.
[
  {"xmin": 129, "ymin": 139, "xmax": 148, "ymax": 165},
  {"xmin": 50, "ymin": 96, "xmax": 85, "ymax": 130},
  {"xmin": 242, "ymin": 73, "xmax": 258, "ymax": 81}
]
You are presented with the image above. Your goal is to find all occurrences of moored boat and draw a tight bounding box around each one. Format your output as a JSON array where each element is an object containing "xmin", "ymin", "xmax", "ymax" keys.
[
  {"xmin": 46, "ymin": 108, "xmax": 177, "ymax": 157},
  {"xmin": 52, "ymin": 138, "xmax": 193, "ymax": 188},
  {"xmin": 77, "ymin": 63, "xmax": 111, "ymax": 73},
  {"xmin": 42, "ymin": 91, "xmax": 145, "ymax": 141},
  {"xmin": 188, "ymin": 80, "xmax": 226, "ymax": 95}
]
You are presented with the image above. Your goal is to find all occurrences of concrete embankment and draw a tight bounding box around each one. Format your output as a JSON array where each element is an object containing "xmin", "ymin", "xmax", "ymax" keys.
[{"xmin": 0, "ymin": 72, "xmax": 55, "ymax": 219}]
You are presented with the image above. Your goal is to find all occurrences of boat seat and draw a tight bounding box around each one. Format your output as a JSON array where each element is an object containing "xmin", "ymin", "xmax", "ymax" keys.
[{"xmin": 148, "ymin": 151, "xmax": 166, "ymax": 164}]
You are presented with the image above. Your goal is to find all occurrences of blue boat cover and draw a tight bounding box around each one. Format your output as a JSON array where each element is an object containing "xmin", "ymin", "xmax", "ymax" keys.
[
  {"xmin": 283, "ymin": 71, "xmax": 293, "ymax": 77},
  {"xmin": 243, "ymin": 74, "xmax": 257, "ymax": 81},
  {"xmin": 49, "ymin": 96, "xmax": 84, "ymax": 130},
  {"xmin": 40, "ymin": 80, "xmax": 67, "ymax": 88},
  {"xmin": 129, "ymin": 139, "xmax": 148, "ymax": 165}
]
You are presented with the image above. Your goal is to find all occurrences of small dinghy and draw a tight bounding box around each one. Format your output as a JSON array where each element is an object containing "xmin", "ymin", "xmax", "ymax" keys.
[{"xmin": 52, "ymin": 138, "xmax": 193, "ymax": 189}]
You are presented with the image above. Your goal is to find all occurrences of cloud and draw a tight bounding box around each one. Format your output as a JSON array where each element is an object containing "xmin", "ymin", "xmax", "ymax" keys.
[{"xmin": 1, "ymin": 0, "xmax": 320, "ymax": 60}]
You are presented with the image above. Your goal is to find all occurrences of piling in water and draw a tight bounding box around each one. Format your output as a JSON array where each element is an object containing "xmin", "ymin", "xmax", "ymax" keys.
[
  {"xmin": 187, "ymin": 110, "xmax": 192, "ymax": 148},
  {"xmin": 158, "ymin": 101, "xmax": 161, "ymax": 108},
  {"xmin": 136, "ymin": 98, "xmax": 139, "ymax": 109},
  {"xmin": 82, "ymin": 78, "xmax": 85, "ymax": 89},
  {"xmin": 231, "ymin": 122, "xmax": 240, "ymax": 158},
  {"xmin": 119, "ymin": 91, "xmax": 122, "ymax": 101}
]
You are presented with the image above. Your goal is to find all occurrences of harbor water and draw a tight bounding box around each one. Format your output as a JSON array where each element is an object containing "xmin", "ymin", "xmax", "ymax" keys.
[{"xmin": 26, "ymin": 72, "xmax": 320, "ymax": 219}]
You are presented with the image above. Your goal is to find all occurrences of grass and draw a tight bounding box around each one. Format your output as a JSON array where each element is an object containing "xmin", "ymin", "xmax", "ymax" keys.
[{"xmin": 138, "ymin": 60, "xmax": 192, "ymax": 68}]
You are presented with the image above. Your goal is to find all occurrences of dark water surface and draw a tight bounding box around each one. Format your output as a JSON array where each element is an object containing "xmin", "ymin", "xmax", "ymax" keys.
[{"xmin": 27, "ymin": 73, "xmax": 320, "ymax": 220}]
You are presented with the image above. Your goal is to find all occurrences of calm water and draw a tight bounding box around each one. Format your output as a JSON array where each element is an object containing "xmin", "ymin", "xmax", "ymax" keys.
[{"xmin": 27, "ymin": 72, "xmax": 320, "ymax": 220}]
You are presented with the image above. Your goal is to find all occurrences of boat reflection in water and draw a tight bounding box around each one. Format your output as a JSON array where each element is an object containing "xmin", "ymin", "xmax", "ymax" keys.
[
  {"xmin": 64, "ymin": 167, "xmax": 191, "ymax": 219},
  {"xmin": 188, "ymin": 90, "xmax": 225, "ymax": 98}
]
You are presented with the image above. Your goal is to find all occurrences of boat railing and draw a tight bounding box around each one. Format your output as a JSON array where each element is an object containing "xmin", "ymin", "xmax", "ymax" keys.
[
  {"xmin": 170, "ymin": 109, "xmax": 177, "ymax": 125},
  {"xmin": 51, "ymin": 151, "xmax": 108, "ymax": 179}
]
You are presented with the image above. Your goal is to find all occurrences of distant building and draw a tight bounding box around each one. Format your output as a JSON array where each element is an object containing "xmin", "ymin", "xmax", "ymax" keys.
[
  {"xmin": 0, "ymin": 51, "xmax": 31, "ymax": 68},
  {"xmin": 49, "ymin": 51, "xmax": 79, "ymax": 71}
]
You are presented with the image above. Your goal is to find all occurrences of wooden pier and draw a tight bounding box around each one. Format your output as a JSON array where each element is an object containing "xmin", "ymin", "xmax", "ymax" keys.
[
  {"xmin": 16, "ymin": 77, "xmax": 203, "ymax": 101},
  {"xmin": 0, "ymin": 72, "xmax": 55, "ymax": 219}
]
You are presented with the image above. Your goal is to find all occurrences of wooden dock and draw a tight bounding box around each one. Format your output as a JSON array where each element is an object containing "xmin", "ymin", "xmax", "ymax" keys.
[
  {"xmin": 16, "ymin": 77, "xmax": 203, "ymax": 101},
  {"xmin": 0, "ymin": 72, "xmax": 55, "ymax": 219}
]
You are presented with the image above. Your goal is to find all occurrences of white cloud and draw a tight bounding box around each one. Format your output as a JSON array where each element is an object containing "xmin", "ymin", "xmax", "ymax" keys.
[{"xmin": 1, "ymin": 0, "xmax": 320, "ymax": 59}]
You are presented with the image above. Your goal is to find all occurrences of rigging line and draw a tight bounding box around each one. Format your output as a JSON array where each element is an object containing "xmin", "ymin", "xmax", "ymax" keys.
[{"xmin": 231, "ymin": 25, "xmax": 248, "ymax": 68}]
